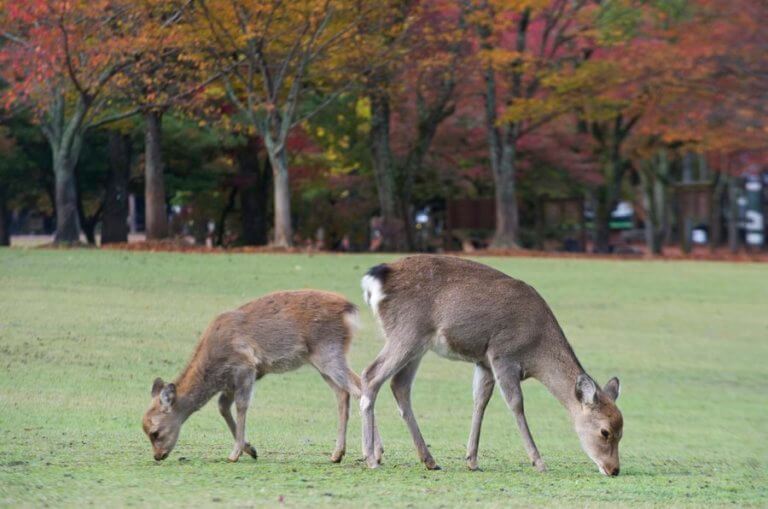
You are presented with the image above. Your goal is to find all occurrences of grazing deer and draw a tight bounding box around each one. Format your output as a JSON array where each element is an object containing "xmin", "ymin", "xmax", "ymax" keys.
[
  {"xmin": 360, "ymin": 255, "xmax": 623, "ymax": 475},
  {"xmin": 142, "ymin": 290, "xmax": 382, "ymax": 463}
]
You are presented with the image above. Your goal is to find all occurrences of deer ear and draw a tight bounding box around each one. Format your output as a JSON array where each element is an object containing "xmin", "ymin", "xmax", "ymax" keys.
[
  {"xmin": 603, "ymin": 377, "xmax": 621, "ymax": 401},
  {"xmin": 575, "ymin": 374, "xmax": 598, "ymax": 406},
  {"xmin": 160, "ymin": 383, "xmax": 176, "ymax": 408},
  {"xmin": 151, "ymin": 378, "xmax": 165, "ymax": 397}
]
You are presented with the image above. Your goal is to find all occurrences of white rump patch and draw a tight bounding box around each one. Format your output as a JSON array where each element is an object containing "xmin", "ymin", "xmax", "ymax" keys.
[
  {"xmin": 343, "ymin": 308, "xmax": 361, "ymax": 335},
  {"xmin": 361, "ymin": 274, "xmax": 386, "ymax": 316}
]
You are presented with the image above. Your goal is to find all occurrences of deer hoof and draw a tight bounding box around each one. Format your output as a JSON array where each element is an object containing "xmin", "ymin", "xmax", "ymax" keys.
[
  {"xmin": 467, "ymin": 461, "xmax": 480, "ymax": 471},
  {"xmin": 244, "ymin": 443, "xmax": 258, "ymax": 460},
  {"xmin": 330, "ymin": 450, "xmax": 345, "ymax": 463},
  {"xmin": 228, "ymin": 448, "xmax": 243, "ymax": 463},
  {"xmin": 365, "ymin": 457, "xmax": 380, "ymax": 469},
  {"xmin": 533, "ymin": 458, "xmax": 547, "ymax": 473},
  {"xmin": 425, "ymin": 459, "xmax": 442, "ymax": 471}
]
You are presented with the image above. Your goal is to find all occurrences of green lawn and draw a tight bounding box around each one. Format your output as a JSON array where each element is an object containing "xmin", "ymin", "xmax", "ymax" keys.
[{"xmin": 0, "ymin": 249, "xmax": 766, "ymax": 507}]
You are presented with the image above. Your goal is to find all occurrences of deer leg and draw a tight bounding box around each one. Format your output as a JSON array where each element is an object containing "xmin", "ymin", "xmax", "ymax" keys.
[
  {"xmin": 390, "ymin": 356, "xmax": 440, "ymax": 470},
  {"xmin": 466, "ymin": 363, "xmax": 495, "ymax": 471},
  {"xmin": 320, "ymin": 374, "xmax": 350, "ymax": 463},
  {"xmin": 490, "ymin": 357, "xmax": 546, "ymax": 472},
  {"xmin": 218, "ymin": 392, "xmax": 257, "ymax": 459},
  {"xmin": 347, "ymin": 369, "xmax": 383, "ymax": 463},
  {"xmin": 311, "ymin": 347, "xmax": 384, "ymax": 463},
  {"xmin": 360, "ymin": 340, "xmax": 425, "ymax": 469},
  {"xmin": 228, "ymin": 370, "xmax": 255, "ymax": 463}
]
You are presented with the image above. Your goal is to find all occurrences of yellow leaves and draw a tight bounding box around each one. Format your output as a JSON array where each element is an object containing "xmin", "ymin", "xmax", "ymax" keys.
[
  {"xmin": 501, "ymin": 97, "xmax": 554, "ymax": 124},
  {"xmin": 355, "ymin": 97, "xmax": 371, "ymax": 121},
  {"xmin": 478, "ymin": 48, "xmax": 530, "ymax": 70},
  {"xmin": 489, "ymin": 0, "xmax": 551, "ymax": 15}
]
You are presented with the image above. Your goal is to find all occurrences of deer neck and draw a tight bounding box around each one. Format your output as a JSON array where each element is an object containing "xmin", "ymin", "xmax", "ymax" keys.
[
  {"xmin": 173, "ymin": 363, "xmax": 218, "ymax": 420},
  {"xmin": 535, "ymin": 345, "xmax": 586, "ymax": 418}
]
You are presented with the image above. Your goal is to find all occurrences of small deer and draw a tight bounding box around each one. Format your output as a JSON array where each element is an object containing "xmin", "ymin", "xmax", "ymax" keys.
[
  {"xmin": 360, "ymin": 255, "xmax": 623, "ymax": 475},
  {"xmin": 142, "ymin": 290, "xmax": 382, "ymax": 463}
]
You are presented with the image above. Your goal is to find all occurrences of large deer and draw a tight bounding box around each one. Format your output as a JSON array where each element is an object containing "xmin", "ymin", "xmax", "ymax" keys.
[
  {"xmin": 360, "ymin": 255, "xmax": 623, "ymax": 475},
  {"xmin": 142, "ymin": 290, "xmax": 382, "ymax": 463}
]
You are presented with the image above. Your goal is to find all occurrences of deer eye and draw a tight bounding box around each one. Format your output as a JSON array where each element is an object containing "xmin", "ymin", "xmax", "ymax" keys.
[{"xmin": 601, "ymin": 429, "xmax": 610, "ymax": 439}]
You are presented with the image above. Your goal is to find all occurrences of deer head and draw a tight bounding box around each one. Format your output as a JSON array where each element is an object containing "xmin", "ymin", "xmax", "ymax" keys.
[
  {"xmin": 573, "ymin": 375, "xmax": 623, "ymax": 476},
  {"xmin": 142, "ymin": 378, "xmax": 183, "ymax": 461}
]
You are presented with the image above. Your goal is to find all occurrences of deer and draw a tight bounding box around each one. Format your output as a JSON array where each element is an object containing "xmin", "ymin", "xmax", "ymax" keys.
[
  {"xmin": 142, "ymin": 290, "xmax": 382, "ymax": 464},
  {"xmin": 360, "ymin": 255, "xmax": 623, "ymax": 476}
]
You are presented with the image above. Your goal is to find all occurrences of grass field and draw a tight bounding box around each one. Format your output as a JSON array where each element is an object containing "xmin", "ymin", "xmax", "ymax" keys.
[{"xmin": 0, "ymin": 249, "xmax": 766, "ymax": 507}]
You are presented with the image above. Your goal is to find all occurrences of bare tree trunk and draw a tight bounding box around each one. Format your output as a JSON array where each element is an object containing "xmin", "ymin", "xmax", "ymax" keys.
[
  {"xmin": 266, "ymin": 143, "xmax": 292, "ymax": 247},
  {"xmin": 0, "ymin": 185, "xmax": 10, "ymax": 246},
  {"xmin": 144, "ymin": 110, "xmax": 168, "ymax": 240},
  {"xmin": 102, "ymin": 132, "xmax": 132, "ymax": 244},
  {"xmin": 236, "ymin": 136, "xmax": 270, "ymax": 246},
  {"xmin": 370, "ymin": 89, "xmax": 406, "ymax": 251}
]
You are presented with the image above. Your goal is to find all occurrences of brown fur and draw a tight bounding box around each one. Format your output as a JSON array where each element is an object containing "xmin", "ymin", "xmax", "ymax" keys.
[
  {"xmin": 360, "ymin": 255, "xmax": 623, "ymax": 475},
  {"xmin": 141, "ymin": 290, "xmax": 382, "ymax": 463}
]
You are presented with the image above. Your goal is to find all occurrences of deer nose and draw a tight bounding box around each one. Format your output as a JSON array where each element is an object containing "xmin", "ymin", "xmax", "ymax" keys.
[
  {"xmin": 610, "ymin": 466, "xmax": 620, "ymax": 476},
  {"xmin": 154, "ymin": 451, "xmax": 169, "ymax": 461}
]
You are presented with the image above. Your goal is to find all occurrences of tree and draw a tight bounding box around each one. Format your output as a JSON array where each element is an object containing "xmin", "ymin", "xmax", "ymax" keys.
[
  {"xmin": 192, "ymin": 0, "xmax": 366, "ymax": 247},
  {"xmin": 466, "ymin": 0, "xmax": 599, "ymax": 248},
  {"xmin": 0, "ymin": 0, "xmax": 137, "ymax": 244},
  {"xmin": 599, "ymin": 0, "xmax": 768, "ymax": 254},
  {"xmin": 357, "ymin": 1, "xmax": 466, "ymax": 250},
  {"xmin": 108, "ymin": 0, "xmax": 223, "ymax": 240},
  {"xmin": 101, "ymin": 129, "xmax": 133, "ymax": 244}
]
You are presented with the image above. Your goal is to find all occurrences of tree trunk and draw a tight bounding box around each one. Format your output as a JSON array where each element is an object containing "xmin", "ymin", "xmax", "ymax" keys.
[
  {"xmin": 215, "ymin": 187, "xmax": 238, "ymax": 246},
  {"xmin": 641, "ymin": 166, "xmax": 663, "ymax": 256},
  {"xmin": 484, "ymin": 60, "xmax": 519, "ymax": 249},
  {"xmin": 53, "ymin": 156, "xmax": 82, "ymax": 244},
  {"xmin": 43, "ymin": 93, "xmax": 90, "ymax": 245},
  {"xmin": 698, "ymin": 153, "xmax": 710, "ymax": 181},
  {"xmin": 370, "ymin": 90, "xmax": 406, "ymax": 251},
  {"xmin": 144, "ymin": 110, "xmax": 168, "ymax": 240},
  {"xmin": 491, "ymin": 147, "xmax": 519, "ymax": 248},
  {"xmin": 266, "ymin": 143, "xmax": 292, "ymax": 247},
  {"xmin": 595, "ymin": 148, "xmax": 624, "ymax": 253},
  {"xmin": 76, "ymin": 192, "xmax": 99, "ymax": 245},
  {"xmin": 236, "ymin": 136, "xmax": 270, "ymax": 246},
  {"xmin": 0, "ymin": 185, "xmax": 10, "ymax": 246},
  {"xmin": 727, "ymin": 175, "xmax": 739, "ymax": 253},
  {"xmin": 594, "ymin": 189, "xmax": 611, "ymax": 253},
  {"xmin": 709, "ymin": 173, "xmax": 724, "ymax": 252},
  {"xmin": 682, "ymin": 152, "xmax": 694, "ymax": 183},
  {"xmin": 102, "ymin": 132, "xmax": 132, "ymax": 244}
]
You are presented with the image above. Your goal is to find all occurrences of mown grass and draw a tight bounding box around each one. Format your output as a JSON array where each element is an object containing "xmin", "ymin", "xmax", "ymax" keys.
[{"xmin": 0, "ymin": 249, "xmax": 766, "ymax": 508}]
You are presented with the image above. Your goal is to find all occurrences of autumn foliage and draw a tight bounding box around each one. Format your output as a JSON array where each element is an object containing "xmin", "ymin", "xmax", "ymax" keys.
[{"xmin": 0, "ymin": 0, "xmax": 765, "ymax": 252}]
